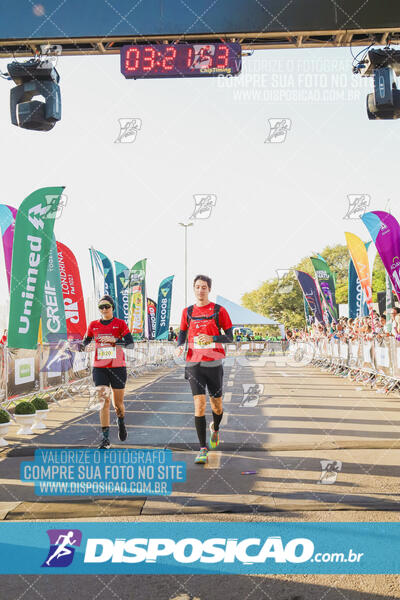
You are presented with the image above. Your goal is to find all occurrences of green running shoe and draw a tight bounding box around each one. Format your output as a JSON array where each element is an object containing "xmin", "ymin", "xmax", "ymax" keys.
[
  {"xmin": 194, "ymin": 447, "xmax": 208, "ymax": 464},
  {"xmin": 209, "ymin": 421, "xmax": 220, "ymax": 449}
]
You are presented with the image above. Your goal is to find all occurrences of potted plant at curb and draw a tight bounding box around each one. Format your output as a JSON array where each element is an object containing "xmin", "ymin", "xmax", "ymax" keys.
[
  {"xmin": 0, "ymin": 408, "xmax": 10, "ymax": 446},
  {"xmin": 31, "ymin": 397, "xmax": 49, "ymax": 430},
  {"xmin": 14, "ymin": 401, "xmax": 36, "ymax": 435}
]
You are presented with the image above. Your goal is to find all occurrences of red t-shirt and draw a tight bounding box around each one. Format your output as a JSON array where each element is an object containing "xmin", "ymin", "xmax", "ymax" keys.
[
  {"xmin": 86, "ymin": 318, "xmax": 130, "ymax": 367},
  {"xmin": 180, "ymin": 302, "xmax": 232, "ymax": 362}
]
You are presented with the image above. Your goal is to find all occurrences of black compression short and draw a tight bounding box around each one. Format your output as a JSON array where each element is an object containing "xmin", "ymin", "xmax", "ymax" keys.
[
  {"xmin": 185, "ymin": 363, "xmax": 224, "ymax": 397},
  {"xmin": 92, "ymin": 367, "xmax": 127, "ymax": 389}
]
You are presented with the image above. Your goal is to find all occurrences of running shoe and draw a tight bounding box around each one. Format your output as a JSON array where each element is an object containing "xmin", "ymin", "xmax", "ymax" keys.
[
  {"xmin": 98, "ymin": 437, "xmax": 111, "ymax": 449},
  {"xmin": 209, "ymin": 421, "xmax": 220, "ymax": 449},
  {"xmin": 117, "ymin": 418, "xmax": 127, "ymax": 442},
  {"xmin": 194, "ymin": 447, "xmax": 208, "ymax": 464}
]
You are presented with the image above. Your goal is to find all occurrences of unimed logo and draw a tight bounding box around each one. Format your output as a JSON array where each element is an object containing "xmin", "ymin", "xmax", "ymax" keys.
[
  {"xmin": 42, "ymin": 529, "xmax": 82, "ymax": 568},
  {"xmin": 83, "ymin": 536, "xmax": 314, "ymax": 564},
  {"xmin": 19, "ymin": 364, "xmax": 31, "ymax": 378}
]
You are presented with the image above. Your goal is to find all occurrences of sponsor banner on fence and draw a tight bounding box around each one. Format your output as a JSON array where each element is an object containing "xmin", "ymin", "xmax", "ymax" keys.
[
  {"xmin": 0, "ymin": 522, "xmax": 399, "ymax": 574},
  {"xmin": 7, "ymin": 348, "xmax": 40, "ymax": 397}
]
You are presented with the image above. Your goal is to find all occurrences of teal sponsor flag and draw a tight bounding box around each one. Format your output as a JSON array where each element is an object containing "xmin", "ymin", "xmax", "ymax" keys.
[
  {"xmin": 8, "ymin": 187, "xmax": 63, "ymax": 349},
  {"xmin": 96, "ymin": 250, "xmax": 116, "ymax": 306},
  {"xmin": 41, "ymin": 235, "xmax": 67, "ymax": 343},
  {"xmin": 115, "ymin": 261, "xmax": 130, "ymax": 324},
  {"xmin": 155, "ymin": 275, "xmax": 174, "ymax": 340}
]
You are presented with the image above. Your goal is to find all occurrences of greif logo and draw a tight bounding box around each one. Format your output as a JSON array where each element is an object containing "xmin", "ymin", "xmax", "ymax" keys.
[{"xmin": 42, "ymin": 529, "xmax": 82, "ymax": 568}]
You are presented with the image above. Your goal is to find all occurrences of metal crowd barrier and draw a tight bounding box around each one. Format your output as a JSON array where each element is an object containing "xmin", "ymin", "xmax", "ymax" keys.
[
  {"xmin": 0, "ymin": 341, "xmax": 176, "ymax": 409},
  {"xmin": 291, "ymin": 338, "xmax": 400, "ymax": 393},
  {"xmin": 225, "ymin": 341, "xmax": 288, "ymax": 357}
]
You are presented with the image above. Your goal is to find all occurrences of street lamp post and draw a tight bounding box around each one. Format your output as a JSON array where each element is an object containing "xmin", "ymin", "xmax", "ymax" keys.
[{"xmin": 179, "ymin": 222, "xmax": 193, "ymax": 307}]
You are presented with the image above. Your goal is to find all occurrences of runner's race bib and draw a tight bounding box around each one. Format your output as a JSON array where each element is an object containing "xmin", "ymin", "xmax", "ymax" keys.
[
  {"xmin": 193, "ymin": 336, "xmax": 216, "ymax": 350},
  {"xmin": 97, "ymin": 346, "xmax": 116, "ymax": 360}
]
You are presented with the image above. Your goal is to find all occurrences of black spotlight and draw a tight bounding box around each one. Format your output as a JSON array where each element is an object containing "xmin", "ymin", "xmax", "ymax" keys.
[
  {"xmin": 354, "ymin": 48, "xmax": 400, "ymax": 120},
  {"xmin": 7, "ymin": 59, "xmax": 61, "ymax": 131}
]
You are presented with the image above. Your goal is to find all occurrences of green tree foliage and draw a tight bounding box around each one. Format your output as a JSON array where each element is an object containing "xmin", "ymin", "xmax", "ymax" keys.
[{"xmin": 242, "ymin": 244, "xmax": 386, "ymax": 328}]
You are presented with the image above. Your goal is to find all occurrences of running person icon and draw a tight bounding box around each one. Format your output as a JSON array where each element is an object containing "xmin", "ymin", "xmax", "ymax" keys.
[
  {"xmin": 176, "ymin": 275, "xmax": 233, "ymax": 464},
  {"xmin": 81, "ymin": 295, "xmax": 134, "ymax": 449},
  {"xmin": 45, "ymin": 531, "xmax": 77, "ymax": 566}
]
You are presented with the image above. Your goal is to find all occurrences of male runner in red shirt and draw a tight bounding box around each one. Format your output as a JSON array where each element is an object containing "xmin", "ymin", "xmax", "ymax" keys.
[{"xmin": 176, "ymin": 275, "xmax": 233, "ymax": 464}]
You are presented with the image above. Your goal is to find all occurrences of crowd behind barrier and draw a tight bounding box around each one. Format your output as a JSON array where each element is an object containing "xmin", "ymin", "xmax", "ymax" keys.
[
  {"xmin": 289, "ymin": 336, "xmax": 400, "ymax": 393},
  {"xmin": 0, "ymin": 341, "xmax": 177, "ymax": 410}
]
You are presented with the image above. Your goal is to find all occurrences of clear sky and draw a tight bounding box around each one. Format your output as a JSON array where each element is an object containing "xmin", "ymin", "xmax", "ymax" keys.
[{"xmin": 0, "ymin": 45, "xmax": 399, "ymax": 327}]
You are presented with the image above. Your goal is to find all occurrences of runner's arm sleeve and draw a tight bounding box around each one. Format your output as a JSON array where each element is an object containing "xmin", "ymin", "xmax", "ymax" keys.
[
  {"xmin": 212, "ymin": 327, "xmax": 234, "ymax": 343},
  {"xmin": 79, "ymin": 336, "xmax": 93, "ymax": 351},
  {"xmin": 177, "ymin": 330, "xmax": 187, "ymax": 347},
  {"xmin": 177, "ymin": 308, "xmax": 189, "ymax": 346},
  {"xmin": 115, "ymin": 332, "xmax": 134, "ymax": 348}
]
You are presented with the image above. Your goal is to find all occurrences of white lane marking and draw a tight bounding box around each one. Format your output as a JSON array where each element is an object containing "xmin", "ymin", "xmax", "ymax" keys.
[
  {"xmin": 224, "ymin": 392, "xmax": 232, "ymax": 403},
  {"xmin": 221, "ymin": 412, "xmax": 229, "ymax": 426},
  {"xmin": 205, "ymin": 451, "xmax": 222, "ymax": 469},
  {"xmin": 278, "ymin": 371, "xmax": 288, "ymax": 377}
]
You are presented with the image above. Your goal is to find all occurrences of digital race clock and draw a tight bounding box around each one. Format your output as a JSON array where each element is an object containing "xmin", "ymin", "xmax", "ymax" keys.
[{"xmin": 120, "ymin": 42, "xmax": 242, "ymax": 79}]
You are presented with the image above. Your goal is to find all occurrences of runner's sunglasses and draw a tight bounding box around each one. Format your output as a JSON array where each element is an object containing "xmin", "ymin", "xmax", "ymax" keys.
[{"xmin": 98, "ymin": 304, "xmax": 112, "ymax": 310}]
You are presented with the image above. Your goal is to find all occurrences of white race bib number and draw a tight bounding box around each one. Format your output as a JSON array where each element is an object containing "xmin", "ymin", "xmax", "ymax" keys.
[
  {"xmin": 193, "ymin": 336, "xmax": 216, "ymax": 350},
  {"xmin": 97, "ymin": 346, "xmax": 116, "ymax": 360}
]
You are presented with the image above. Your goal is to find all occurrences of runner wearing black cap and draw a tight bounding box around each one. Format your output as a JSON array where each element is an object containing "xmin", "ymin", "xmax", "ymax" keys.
[{"xmin": 82, "ymin": 295, "xmax": 134, "ymax": 449}]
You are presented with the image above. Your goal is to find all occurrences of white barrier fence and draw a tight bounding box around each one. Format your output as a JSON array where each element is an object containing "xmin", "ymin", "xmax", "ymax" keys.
[
  {"xmin": 0, "ymin": 341, "xmax": 176, "ymax": 409},
  {"xmin": 290, "ymin": 338, "xmax": 400, "ymax": 391}
]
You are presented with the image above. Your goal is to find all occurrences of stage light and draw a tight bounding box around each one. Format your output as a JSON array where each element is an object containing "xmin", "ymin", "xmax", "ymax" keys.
[
  {"xmin": 7, "ymin": 58, "xmax": 61, "ymax": 131},
  {"xmin": 354, "ymin": 48, "xmax": 400, "ymax": 120}
]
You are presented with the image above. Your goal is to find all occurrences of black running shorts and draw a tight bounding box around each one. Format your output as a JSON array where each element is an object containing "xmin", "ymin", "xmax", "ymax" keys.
[
  {"xmin": 92, "ymin": 366, "xmax": 127, "ymax": 389},
  {"xmin": 185, "ymin": 363, "xmax": 224, "ymax": 397}
]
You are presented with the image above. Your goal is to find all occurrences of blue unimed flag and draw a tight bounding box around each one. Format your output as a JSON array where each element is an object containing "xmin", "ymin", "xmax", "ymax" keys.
[
  {"xmin": 295, "ymin": 270, "xmax": 324, "ymax": 325},
  {"xmin": 155, "ymin": 275, "xmax": 174, "ymax": 339}
]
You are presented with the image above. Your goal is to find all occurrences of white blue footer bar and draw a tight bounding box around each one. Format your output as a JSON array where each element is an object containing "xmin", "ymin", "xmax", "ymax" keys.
[{"xmin": 0, "ymin": 522, "xmax": 399, "ymax": 574}]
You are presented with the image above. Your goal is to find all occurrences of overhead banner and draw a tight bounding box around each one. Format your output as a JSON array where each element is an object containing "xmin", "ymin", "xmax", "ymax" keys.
[
  {"xmin": 57, "ymin": 242, "xmax": 87, "ymax": 340},
  {"xmin": 127, "ymin": 259, "xmax": 147, "ymax": 339},
  {"xmin": 294, "ymin": 270, "xmax": 324, "ymax": 325},
  {"xmin": 362, "ymin": 210, "xmax": 400, "ymax": 303},
  {"xmin": 345, "ymin": 232, "xmax": 374, "ymax": 324},
  {"xmin": 41, "ymin": 236, "xmax": 67, "ymax": 344},
  {"xmin": 8, "ymin": 187, "xmax": 63, "ymax": 350},
  {"xmin": 310, "ymin": 257, "xmax": 338, "ymax": 323},
  {"xmin": 89, "ymin": 247, "xmax": 104, "ymax": 303},
  {"xmin": 0, "ymin": 204, "xmax": 17, "ymax": 291},
  {"xmin": 114, "ymin": 261, "xmax": 130, "ymax": 325},
  {"xmin": 96, "ymin": 250, "xmax": 116, "ymax": 306},
  {"xmin": 155, "ymin": 275, "xmax": 174, "ymax": 340},
  {"xmin": 147, "ymin": 298, "xmax": 157, "ymax": 340}
]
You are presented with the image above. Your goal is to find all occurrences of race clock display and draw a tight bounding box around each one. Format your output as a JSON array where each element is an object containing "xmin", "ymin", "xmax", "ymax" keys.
[{"xmin": 121, "ymin": 42, "xmax": 241, "ymax": 79}]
